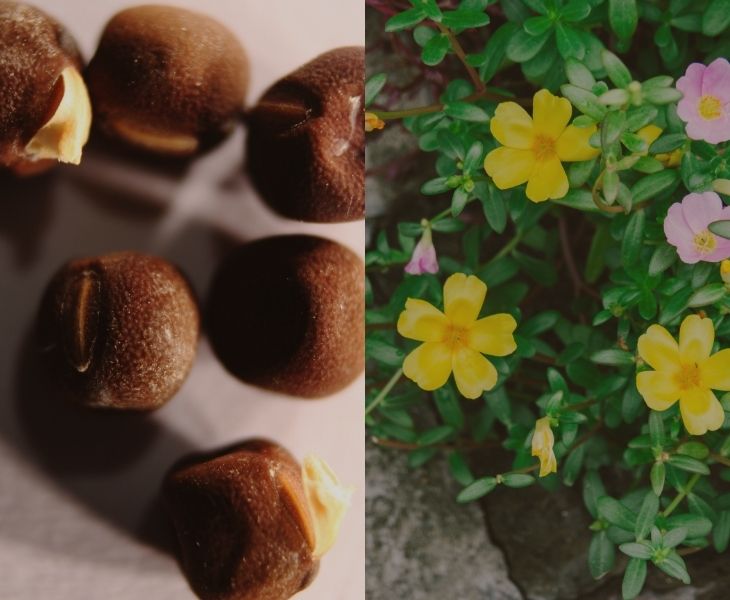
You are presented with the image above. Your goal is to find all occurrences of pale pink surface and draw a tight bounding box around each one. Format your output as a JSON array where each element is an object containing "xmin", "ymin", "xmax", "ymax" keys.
[
  {"xmin": 404, "ymin": 234, "xmax": 439, "ymax": 275},
  {"xmin": 664, "ymin": 192, "xmax": 730, "ymax": 263},
  {"xmin": 676, "ymin": 58, "xmax": 730, "ymax": 143},
  {"xmin": 0, "ymin": 2, "xmax": 364, "ymax": 600}
]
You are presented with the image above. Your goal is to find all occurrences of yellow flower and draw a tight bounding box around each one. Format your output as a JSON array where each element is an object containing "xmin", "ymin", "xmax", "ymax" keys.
[
  {"xmin": 531, "ymin": 416, "xmax": 557, "ymax": 477},
  {"xmin": 365, "ymin": 112, "xmax": 385, "ymax": 132},
  {"xmin": 396, "ymin": 273, "xmax": 517, "ymax": 399},
  {"xmin": 484, "ymin": 89, "xmax": 599, "ymax": 203},
  {"xmin": 636, "ymin": 124, "xmax": 683, "ymax": 167},
  {"xmin": 636, "ymin": 314, "xmax": 730, "ymax": 435},
  {"xmin": 722, "ymin": 260, "xmax": 730, "ymax": 284}
]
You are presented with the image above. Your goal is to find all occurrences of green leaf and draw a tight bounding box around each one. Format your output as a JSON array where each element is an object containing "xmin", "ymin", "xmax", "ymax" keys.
[
  {"xmin": 408, "ymin": 447, "xmax": 437, "ymax": 468},
  {"xmin": 451, "ymin": 187, "xmax": 470, "ymax": 216},
  {"xmin": 677, "ymin": 442, "xmax": 710, "ymax": 460},
  {"xmin": 563, "ymin": 444, "xmax": 585, "ymax": 486},
  {"xmin": 609, "ymin": 0, "xmax": 638, "ymax": 41},
  {"xmin": 366, "ymin": 338, "xmax": 405, "ymax": 367},
  {"xmin": 561, "ymin": 84, "xmax": 607, "ymax": 120},
  {"xmin": 620, "ymin": 542, "xmax": 652, "ymax": 559},
  {"xmin": 667, "ymin": 454, "xmax": 710, "ymax": 475},
  {"xmin": 365, "ymin": 74, "xmax": 387, "ymax": 107},
  {"xmin": 555, "ymin": 24, "xmax": 585, "ymax": 59},
  {"xmin": 688, "ymin": 283, "xmax": 726, "ymax": 307},
  {"xmin": 457, "ymin": 476, "xmax": 497, "ymax": 502},
  {"xmin": 591, "ymin": 348, "xmax": 635, "ymax": 366},
  {"xmin": 418, "ymin": 425, "xmax": 455, "ymax": 446},
  {"xmin": 565, "ymin": 59, "xmax": 596, "ymax": 90},
  {"xmin": 662, "ymin": 526, "xmax": 687, "ymax": 548},
  {"xmin": 481, "ymin": 188, "xmax": 507, "ymax": 233},
  {"xmin": 448, "ymin": 451, "xmax": 475, "ymax": 486},
  {"xmin": 656, "ymin": 551, "xmax": 690, "ymax": 584},
  {"xmin": 422, "ymin": 177, "xmax": 451, "ymax": 195},
  {"xmin": 649, "ymin": 133, "xmax": 687, "ymax": 154},
  {"xmin": 622, "ymin": 557, "xmax": 647, "ymax": 600},
  {"xmin": 601, "ymin": 50, "xmax": 632, "ymax": 88},
  {"xmin": 473, "ymin": 22, "xmax": 518, "ymax": 83},
  {"xmin": 506, "ymin": 28, "xmax": 552, "ymax": 62},
  {"xmin": 713, "ymin": 510, "xmax": 730, "ymax": 552},
  {"xmin": 589, "ymin": 531, "xmax": 615, "ymax": 579},
  {"xmin": 398, "ymin": 222, "xmax": 425, "ymax": 237},
  {"xmin": 664, "ymin": 514, "xmax": 712, "ymax": 538},
  {"xmin": 441, "ymin": 9, "xmax": 490, "ymax": 29},
  {"xmin": 434, "ymin": 387, "xmax": 465, "ymax": 430},
  {"xmin": 444, "ymin": 102, "xmax": 490, "ymax": 122},
  {"xmin": 631, "ymin": 170, "xmax": 679, "ymax": 203},
  {"xmin": 502, "ymin": 473, "xmax": 536, "ymax": 488},
  {"xmin": 649, "ymin": 411, "xmax": 665, "ymax": 446},
  {"xmin": 415, "ymin": 0, "xmax": 443, "ymax": 20},
  {"xmin": 598, "ymin": 496, "xmax": 637, "ymax": 531},
  {"xmin": 422, "ymin": 34, "xmax": 451, "ymax": 65},
  {"xmin": 648, "ymin": 244, "xmax": 677, "ymax": 276},
  {"xmin": 463, "ymin": 142, "xmax": 484, "ymax": 173},
  {"xmin": 622, "ymin": 210, "xmax": 645, "ymax": 266},
  {"xmin": 585, "ymin": 224, "xmax": 611, "ymax": 283},
  {"xmin": 635, "ymin": 492, "xmax": 660, "ymax": 540},
  {"xmin": 703, "ymin": 0, "xmax": 730, "ymax": 36},
  {"xmin": 431, "ymin": 218, "xmax": 465, "ymax": 232},
  {"xmin": 643, "ymin": 86, "xmax": 683, "ymax": 105},
  {"xmin": 584, "ymin": 470, "xmax": 606, "ymax": 518},
  {"xmin": 651, "ymin": 462, "xmax": 666, "ymax": 496},
  {"xmin": 386, "ymin": 7, "xmax": 427, "ymax": 32},
  {"xmin": 523, "ymin": 15, "xmax": 553, "ymax": 36},
  {"xmin": 561, "ymin": 0, "xmax": 591, "ymax": 22},
  {"xmin": 709, "ymin": 219, "xmax": 730, "ymax": 240}
]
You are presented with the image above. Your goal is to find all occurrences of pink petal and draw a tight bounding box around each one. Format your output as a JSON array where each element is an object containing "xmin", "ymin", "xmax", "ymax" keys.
[
  {"xmin": 677, "ymin": 63, "xmax": 705, "ymax": 102},
  {"xmin": 676, "ymin": 97, "xmax": 697, "ymax": 122},
  {"xmin": 664, "ymin": 201, "xmax": 694, "ymax": 251},
  {"xmin": 681, "ymin": 192, "xmax": 723, "ymax": 233},
  {"xmin": 704, "ymin": 240, "xmax": 730, "ymax": 262},
  {"xmin": 685, "ymin": 112, "xmax": 730, "ymax": 143},
  {"xmin": 702, "ymin": 57, "xmax": 730, "ymax": 103}
]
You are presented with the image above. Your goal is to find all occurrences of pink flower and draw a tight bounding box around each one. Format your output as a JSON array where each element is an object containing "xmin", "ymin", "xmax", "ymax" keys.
[
  {"xmin": 676, "ymin": 58, "xmax": 730, "ymax": 144},
  {"xmin": 405, "ymin": 227, "xmax": 438, "ymax": 275},
  {"xmin": 664, "ymin": 192, "xmax": 730, "ymax": 264}
]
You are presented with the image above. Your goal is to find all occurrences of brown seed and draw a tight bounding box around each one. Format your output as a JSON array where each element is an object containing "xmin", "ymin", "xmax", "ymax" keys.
[
  {"xmin": 37, "ymin": 251, "xmax": 199, "ymax": 410},
  {"xmin": 163, "ymin": 439, "xmax": 351, "ymax": 600},
  {"xmin": 205, "ymin": 235, "xmax": 365, "ymax": 398},
  {"xmin": 0, "ymin": 1, "xmax": 91, "ymax": 173},
  {"xmin": 246, "ymin": 47, "xmax": 365, "ymax": 223},
  {"xmin": 86, "ymin": 5, "xmax": 249, "ymax": 156}
]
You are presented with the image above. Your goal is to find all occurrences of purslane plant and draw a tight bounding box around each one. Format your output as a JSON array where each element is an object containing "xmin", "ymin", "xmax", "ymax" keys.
[{"xmin": 365, "ymin": 0, "xmax": 730, "ymax": 597}]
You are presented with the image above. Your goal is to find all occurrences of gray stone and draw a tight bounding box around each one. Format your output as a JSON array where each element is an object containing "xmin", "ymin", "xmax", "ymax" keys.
[{"xmin": 366, "ymin": 441, "xmax": 522, "ymax": 600}]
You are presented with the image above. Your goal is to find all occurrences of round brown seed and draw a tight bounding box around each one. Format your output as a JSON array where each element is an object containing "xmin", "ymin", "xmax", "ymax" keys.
[
  {"xmin": 37, "ymin": 251, "xmax": 199, "ymax": 410},
  {"xmin": 246, "ymin": 47, "xmax": 364, "ymax": 223},
  {"xmin": 163, "ymin": 439, "xmax": 319, "ymax": 600},
  {"xmin": 0, "ymin": 1, "xmax": 91, "ymax": 173},
  {"xmin": 86, "ymin": 5, "xmax": 248, "ymax": 156},
  {"xmin": 205, "ymin": 235, "xmax": 364, "ymax": 398}
]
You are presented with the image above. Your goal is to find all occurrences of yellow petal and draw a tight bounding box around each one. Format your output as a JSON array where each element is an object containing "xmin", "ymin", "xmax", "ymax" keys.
[
  {"xmin": 637, "ymin": 324, "xmax": 680, "ymax": 371},
  {"xmin": 555, "ymin": 124, "xmax": 600, "ymax": 162},
  {"xmin": 679, "ymin": 314, "xmax": 714, "ymax": 363},
  {"xmin": 490, "ymin": 102, "xmax": 534, "ymax": 149},
  {"xmin": 443, "ymin": 273, "xmax": 487, "ymax": 327},
  {"xmin": 679, "ymin": 388, "xmax": 725, "ymax": 435},
  {"xmin": 636, "ymin": 371, "xmax": 681, "ymax": 411},
  {"xmin": 525, "ymin": 155, "xmax": 569, "ymax": 202},
  {"xmin": 636, "ymin": 124, "xmax": 662, "ymax": 152},
  {"xmin": 451, "ymin": 346, "xmax": 498, "ymax": 399},
  {"xmin": 701, "ymin": 349, "xmax": 730, "ymax": 391},
  {"xmin": 397, "ymin": 298, "xmax": 449, "ymax": 342},
  {"xmin": 484, "ymin": 147, "xmax": 535, "ymax": 190},
  {"xmin": 468, "ymin": 313, "xmax": 517, "ymax": 356},
  {"xmin": 532, "ymin": 89, "xmax": 572, "ymax": 139},
  {"xmin": 402, "ymin": 342, "xmax": 452, "ymax": 391},
  {"xmin": 531, "ymin": 417, "xmax": 557, "ymax": 477}
]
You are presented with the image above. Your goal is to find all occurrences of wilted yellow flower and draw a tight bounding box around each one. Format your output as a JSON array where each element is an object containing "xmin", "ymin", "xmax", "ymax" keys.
[
  {"xmin": 484, "ymin": 89, "xmax": 599, "ymax": 203},
  {"xmin": 531, "ymin": 416, "xmax": 557, "ymax": 477},
  {"xmin": 396, "ymin": 273, "xmax": 517, "ymax": 399},
  {"xmin": 636, "ymin": 125, "xmax": 683, "ymax": 167},
  {"xmin": 636, "ymin": 314, "xmax": 730, "ymax": 435},
  {"xmin": 365, "ymin": 112, "xmax": 385, "ymax": 132},
  {"xmin": 722, "ymin": 260, "xmax": 730, "ymax": 284}
]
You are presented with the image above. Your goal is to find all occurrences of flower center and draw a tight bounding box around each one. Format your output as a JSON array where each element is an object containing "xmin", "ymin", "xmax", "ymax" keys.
[
  {"xmin": 693, "ymin": 229, "xmax": 717, "ymax": 255},
  {"xmin": 674, "ymin": 362, "xmax": 702, "ymax": 391},
  {"xmin": 445, "ymin": 324, "xmax": 470, "ymax": 348},
  {"xmin": 532, "ymin": 134, "xmax": 556, "ymax": 162},
  {"xmin": 698, "ymin": 95, "xmax": 723, "ymax": 120}
]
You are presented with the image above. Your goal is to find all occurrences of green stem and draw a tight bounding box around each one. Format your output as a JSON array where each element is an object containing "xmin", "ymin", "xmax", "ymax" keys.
[
  {"xmin": 430, "ymin": 208, "xmax": 452, "ymax": 223},
  {"xmin": 662, "ymin": 473, "xmax": 701, "ymax": 517},
  {"xmin": 365, "ymin": 368, "xmax": 403, "ymax": 416},
  {"xmin": 436, "ymin": 22, "xmax": 485, "ymax": 93},
  {"xmin": 711, "ymin": 453, "xmax": 730, "ymax": 467},
  {"xmin": 488, "ymin": 232, "xmax": 523, "ymax": 264}
]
